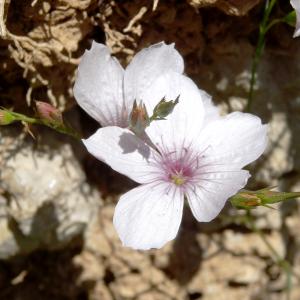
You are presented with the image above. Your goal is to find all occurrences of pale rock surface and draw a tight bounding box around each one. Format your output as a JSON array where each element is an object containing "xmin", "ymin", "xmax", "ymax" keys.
[
  {"xmin": 257, "ymin": 113, "xmax": 293, "ymax": 184},
  {"xmin": 285, "ymin": 207, "xmax": 300, "ymax": 246},
  {"xmin": 0, "ymin": 195, "xmax": 20, "ymax": 259},
  {"xmin": 84, "ymin": 212, "xmax": 112, "ymax": 257},
  {"xmin": 252, "ymin": 203, "xmax": 282, "ymax": 230},
  {"xmin": 223, "ymin": 230, "xmax": 285, "ymax": 257},
  {"xmin": 89, "ymin": 282, "xmax": 113, "ymax": 300},
  {"xmin": 73, "ymin": 250, "xmax": 105, "ymax": 282},
  {"xmin": 110, "ymin": 274, "xmax": 151, "ymax": 298},
  {"xmin": 291, "ymin": 247, "xmax": 300, "ymax": 300},
  {"xmin": 228, "ymin": 96, "xmax": 247, "ymax": 112},
  {"xmin": 188, "ymin": 253, "xmax": 266, "ymax": 299},
  {"xmin": 137, "ymin": 291, "xmax": 173, "ymax": 300},
  {"xmin": 0, "ymin": 131, "xmax": 100, "ymax": 259}
]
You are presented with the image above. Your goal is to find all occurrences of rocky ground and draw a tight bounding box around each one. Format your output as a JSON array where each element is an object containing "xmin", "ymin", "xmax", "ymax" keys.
[{"xmin": 0, "ymin": 0, "xmax": 300, "ymax": 299}]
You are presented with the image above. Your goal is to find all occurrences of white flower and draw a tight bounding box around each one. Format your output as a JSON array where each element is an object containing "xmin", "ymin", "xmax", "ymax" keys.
[
  {"xmin": 73, "ymin": 41, "xmax": 183, "ymax": 127},
  {"xmin": 291, "ymin": 0, "xmax": 300, "ymax": 37},
  {"xmin": 83, "ymin": 71, "xmax": 268, "ymax": 250}
]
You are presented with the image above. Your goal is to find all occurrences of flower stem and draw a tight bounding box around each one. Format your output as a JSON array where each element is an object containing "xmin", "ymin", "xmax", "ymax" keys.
[
  {"xmin": 1, "ymin": 109, "xmax": 81, "ymax": 140},
  {"xmin": 246, "ymin": 0, "xmax": 277, "ymax": 112},
  {"xmin": 10, "ymin": 111, "xmax": 40, "ymax": 124},
  {"xmin": 245, "ymin": 210, "xmax": 298, "ymax": 300}
]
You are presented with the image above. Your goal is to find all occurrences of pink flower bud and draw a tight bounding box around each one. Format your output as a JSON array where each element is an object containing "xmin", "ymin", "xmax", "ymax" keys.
[
  {"xmin": 129, "ymin": 100, "xmax": 150, "ymax": 135},
  {"xmin": 36, "ymin": 101, "xmax": 62, "ymax": 124}
]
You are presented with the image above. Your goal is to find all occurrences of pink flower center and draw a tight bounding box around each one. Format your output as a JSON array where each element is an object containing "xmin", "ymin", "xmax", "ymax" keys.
[{"xmin": 159, "ymin": 149, "xmax": 197, "ymax": 187}]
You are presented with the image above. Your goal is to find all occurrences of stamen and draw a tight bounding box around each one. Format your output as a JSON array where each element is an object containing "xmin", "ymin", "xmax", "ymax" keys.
[{"xmin": 170, "ymin": 174, "xmax": 186, "ymax": 186}]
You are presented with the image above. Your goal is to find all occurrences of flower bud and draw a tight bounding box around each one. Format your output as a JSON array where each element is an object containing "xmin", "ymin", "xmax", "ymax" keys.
[
  {"xmin": 36, "ymin": 101, "xmax": 62, "ymax": 124},
  {"xmin": 0, "ymin": 109, "xmax": 16, "ymax": 125},
  {"xmin": 129, "ymin": 100, "xmax": 150, "ymax": 135},
  {"xmin": 230, "ymin": 191, "xmax": 261, "ymax": 209},
  {"xmin": 231, "ymin": 188, "xmax": 300, "ymax": 210}
]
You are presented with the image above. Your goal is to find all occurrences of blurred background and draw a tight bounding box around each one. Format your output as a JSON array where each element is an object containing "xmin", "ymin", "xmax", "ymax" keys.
[{"xmin": 0, "ymin": 0, "xmax": 300, "ymax": 299}]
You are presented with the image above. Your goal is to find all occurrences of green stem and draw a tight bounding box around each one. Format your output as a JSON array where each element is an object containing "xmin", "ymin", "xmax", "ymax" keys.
[
  {"xmin": 10, "ymin": 111, "xmax": 40, "ymax": 124},
  {"xmin": 245, "ymin": 210, "xmax": 295, "ymax": 300},
  {"xmin": 246, "ymin": 0, "xmax": 277, "ymax": 112},
  {"xmin": 265, "ymin": 18, "xmax": 284, "ymax": 32},
  {"xmin": 9, "ymin": 111, "xmax": 81, "ymax": 140},
  {"xmin": 49, "ymin": 123, "xmax": 81, "ymax": 140}
]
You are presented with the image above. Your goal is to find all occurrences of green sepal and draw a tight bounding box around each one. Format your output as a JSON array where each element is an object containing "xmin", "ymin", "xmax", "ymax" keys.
[
  {"xmin": 0, "ymin": 109, "xmax": 17, "ymax": 125},
  {"xmin": 150, "ymin": 95, "xmax": 179, "ymax": 121},
  {"xmin": 283, "ymin": 11, "xmax": 296, "ymax": 27}
]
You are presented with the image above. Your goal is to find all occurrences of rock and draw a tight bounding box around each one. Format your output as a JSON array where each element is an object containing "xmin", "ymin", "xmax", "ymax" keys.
[
  {"xmin": 256, "ymin": 113, "xmax": 293, "ymax": 184},
  {"xmin": 109, "ymin": 256, "xmax": 132, "ymax": 277},
  {"xmin": 222, "ymin": 230, "xmax": 285, "ymax": 257},
  {"xmin": 285, "ymin": 213, "xmax": 300, "ymax": 245},
  {"xmin": 0, "ymin": 130, "xmax": 100, "ymax": 259},
  {"xmin": 137, "ymin": 291, "xmax": 173, "ymax": 300},
  {"xmin": 110, "ymin": 274, "xmax": 150, "ymax": 299},
  {"xmin": 228, "ymin": 96, "xmax": 247, "ymax": 111},
  {"xmin": 116, "ymin": 247, "xmax": 150, "ymax": 271},
  {"xmin": 152, "ymin": 242, "xmax": 173, "ymax": 269},
  {"xmin": 252, "ymin": 204, "xmax": 282, "ymax": 230},
  {"xmin": 0, "ymin": 196, "xmax": 20, "ymax": 259},
  {"xmin": 140, "ymin": 266, "xmax": 165, "ymax": 286},
  {"xmin": 73, "ymin": 250, "xmax": 105, "ymax": 282},
  {"xmin": 100, "ymin": 205, "xmax": 120, "ymax": 244},
  {"xmin": 291, "ymin": 251, "xmax": 300, "ymax": 300},
  {"xmin": 156, "ymin": 279, "xmax": 186, "ymax": 299},
  {"xmin": 89, "ymin": 282, "xmax": 113, "ymax": 300},
  {"xmin": 188, "ymin": 254, "xmax": 267, "ymax": 298},
  {"xmin": 196, "ymin": 232, "xmax": 222, "ymax": 259},
  {"xmin": 84, "ymin": 212, "xmax": 112, "ymax": 257},
  {"xmin": 187, "ymin": 0, "xmax": 261, "ymax": 16},
  {"xmin": 290, "ymin": 287, "xmax": 300, "ymax": 300}
]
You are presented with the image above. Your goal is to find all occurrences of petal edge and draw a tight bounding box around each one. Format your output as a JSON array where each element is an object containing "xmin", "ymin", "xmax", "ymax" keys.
[
  {"xmin": 113, "ymin": 183, "xmax": 184, "ymax": 250},
  {"xmin": 74, "ymin": 42, "xmax": 126, "ymax": 127}
]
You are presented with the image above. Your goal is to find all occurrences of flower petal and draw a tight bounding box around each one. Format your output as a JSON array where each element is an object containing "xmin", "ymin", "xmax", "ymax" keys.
[
  {"xmin": 144, "ymin": 72, "xmax": 205, "ymax": 153},
  {"xmin": 124, "ymin": 42, "xmax": 184, "ymax": 111},
  {"xmin": 291, "ymin": 0, "xmax": 300, "ymax": 37},
  {"xmin": 196, "ymin": 112, "xmax": 268, "ymax": 169},
  {"xmin": 83, "ymin": 126, "xmax": 161, "ymax": 184},
  {"xmin": 74, "ymin": 42, "xmax": 126, "ymax": 127},
  {"xmin": 186, "ymin": 169, "xmax": 250, "ymax": 222},
  {"xmin": 201, "ymin": 90, "xmax": 220, "ymax": 124},
  {"xmin": 113, "ymin": 183, "xmax": 183, "ymax": 250}
]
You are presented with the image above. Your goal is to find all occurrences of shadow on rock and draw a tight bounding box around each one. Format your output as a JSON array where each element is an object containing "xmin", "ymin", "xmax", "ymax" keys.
[
  {"xmin": 0, "ymin": 244, "xmax": 88, "ymax": 300},
  {"xmin": 162, "ymin": 206, "xmax": 203, "ymax": 285}
]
